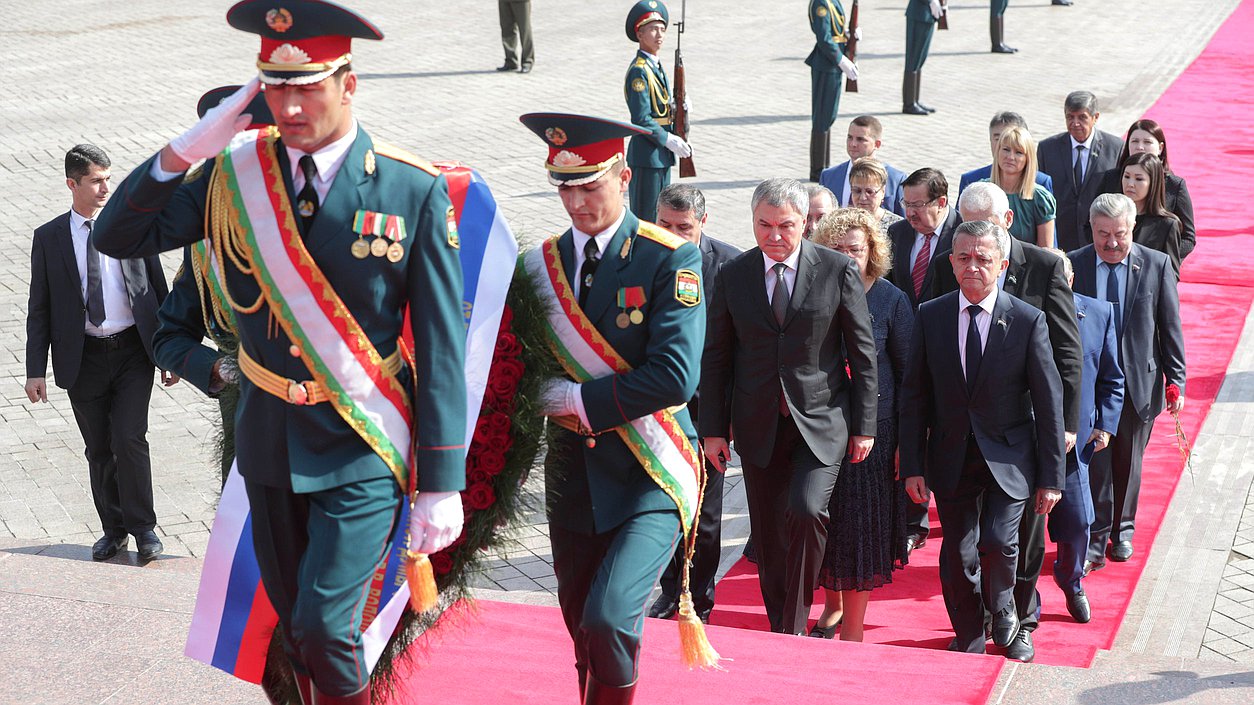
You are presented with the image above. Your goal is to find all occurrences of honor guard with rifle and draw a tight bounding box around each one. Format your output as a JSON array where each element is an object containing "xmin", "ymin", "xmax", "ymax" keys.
[
  {"xmin": 904, "ymin": 0, "xmax": 945, "ymax": 115},
  {"xmin": 806, "ymin": 0, "xmax": 860, "ymax": 183},
  {"xmin": 989, "ymin": 0, "xmax": 1017, "ymax": 53},
  {"xmin": 624, "ymin": 0, "xmax": 691, "ymax": 223}
]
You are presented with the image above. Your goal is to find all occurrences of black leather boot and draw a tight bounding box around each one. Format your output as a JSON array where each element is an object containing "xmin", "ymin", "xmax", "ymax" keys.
[
  {"xmin": 584, "ymin": 674, "xmax": 636, "ymax": 705},
  {"xmin": 903, "ymin": 72, "xmax": 927, "ymax": 115},
  {"xmin": 991, "ymin": 16, "xmax": 1018, "ymax": 53}
]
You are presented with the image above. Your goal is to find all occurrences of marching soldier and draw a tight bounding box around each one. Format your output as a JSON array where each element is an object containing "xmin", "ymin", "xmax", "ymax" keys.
[
  {"xmin": 93, "ymin": 2, "xmax": 468, "ymax": 703},
  {"xmin": 990, "ymin": 0, "xmax": 1017, "ymax": 53},
  {"xmin": 806, "ymin": 0, "xmax": 859, "ymax": 182},
  {"xmin": 624, "ymin": 0, "xmax": 691, "ymax": 223},
  {"xmin": 903, "ymin": 0, "xmax": 944, "ymax": 115},
  {"xmin": 519, "ymin": 111, "xmax": 709, "ymax": 703}
]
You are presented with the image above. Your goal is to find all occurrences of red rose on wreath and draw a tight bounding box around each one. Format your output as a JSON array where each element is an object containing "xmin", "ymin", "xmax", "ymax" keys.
[
  {"xmin": 468, "ymin": 465, "xmax": 492, "ymax": 487},
  {"xmin": 487, "ymin": 361, "xmax": 523, "ymax": 402},
  {"xmin": 471, "ymin": 416, "xmax": 493, "ymax": 446},
  {"xmin": 464, "ymin": 481, "xmax": 496, "ymax": 511},
  {"xmin": 488, "ymin": 410, "xmax": 511, "ymax": 433},
  {"xmin": 430, "ymin": 550, "xmax": 454, "ymax": 576},
  {"xmin": 495, "ymin": 331, "xmax": 522, "ymax": 359},
  {"xmin": 479, "ymin": 450, "xmax": 506, "ymax": 476}
]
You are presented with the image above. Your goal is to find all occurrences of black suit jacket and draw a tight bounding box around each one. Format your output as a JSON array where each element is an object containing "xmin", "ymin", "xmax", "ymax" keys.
[
  {"xmin": 899, "ymin": 290, "xmax": 1065, "ymax": 500},
  {"xmin": 1133, "ymin": 214, "xmax": 1182, "ymax": 278},
  {"xmin": 690, "ymin": 234, "xmax": 743, "ymax": 424},
  {"xmin": 927, "ymin": 238, "xmax": 1082, "ymax": 432},
  {"xmin": 1038, "ymin": 130, "xmax": 1124, "ymax": 252},
  {"xmin": 885, "ymin": 208, "xmax": 962, "ymax": 308},
  {"xmin": 26, "ymin": 211, "xmax": 167, "ymax": 389},
  {"xmin": 1098, "ymin": 170, "xmax": 1196, "ymax": 261},
  {"xmin": 700, "ymin": 238, "xmax": 878, "ymax": 468},
  {"xmin": 1067, "ymin": 244, "xmax": 1185, "ymax": 423}
]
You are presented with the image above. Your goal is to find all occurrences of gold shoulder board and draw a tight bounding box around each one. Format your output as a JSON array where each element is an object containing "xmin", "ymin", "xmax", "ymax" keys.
[
  {"xmin": 636, "ymin": 222, "xmax": 686, "ymax": 250},
  {"xmin": 373, "ymin": 141, "xmax": 440, "ymax": 176}
]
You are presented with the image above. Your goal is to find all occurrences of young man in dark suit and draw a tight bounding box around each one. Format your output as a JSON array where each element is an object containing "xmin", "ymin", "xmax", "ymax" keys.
[
  {"xmin": 1068, "ymin": 194, "xmax": 1186, "ymax": 571},
  {"xmin": 701, "ymin": 177, "xmax": 878, "ymax": 636},
  {"xmin": 1037, "ymin": 91, "xmax": 1124, "ymax": 251},
  {"xmin": 25, "ymin": 144, "xmax": 172, "ymax": 563},
  {"xmin": 819, "ymin": 115, "xmax": 908, "ymax": 216},
  {"xmin": 900, "ymin": 220, "xmax": 1065, "ymax": 656}
]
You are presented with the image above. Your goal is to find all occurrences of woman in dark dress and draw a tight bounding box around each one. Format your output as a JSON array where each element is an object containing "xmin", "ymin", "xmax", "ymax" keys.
[
  {"xmin": 1100, "ymin": 119, "xmax": 1196, "ymax": 261},
  {"xmin": 1121, "ymin": 153, "xmax": 1183, "ymax": 277},
  {"xmin": 809, "ymin": 208, "xmax": 912, "ymax": 641}
]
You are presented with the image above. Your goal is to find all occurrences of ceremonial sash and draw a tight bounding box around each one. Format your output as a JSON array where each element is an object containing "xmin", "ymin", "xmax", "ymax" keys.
[
  {"xmin": 211, "ymin": 128, "xmax": 412, "ymax": 486},
  {"xmin": 523, "ymin": 239, "xmax": 700, "ymax": 534}
]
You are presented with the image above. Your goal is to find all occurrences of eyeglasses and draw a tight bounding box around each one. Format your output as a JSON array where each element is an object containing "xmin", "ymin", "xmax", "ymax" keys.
[
  {"xmin": 835, "ymin": 245, "xmax": 868, "ymax": 256},
  {"xmin": 849, "ymin": 187, "xmax": 883, "ymax": 199},
  {"xmin": 903, "ymin": 198, "xmax": 938, "ymax": 211}
]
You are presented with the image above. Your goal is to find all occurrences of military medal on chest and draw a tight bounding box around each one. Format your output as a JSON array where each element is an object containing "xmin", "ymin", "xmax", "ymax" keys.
[
  {"xmin": 616, "ymin": 286, "xmax": 647, "ymax": 328},
  {"xmin": 352, "ymin": 209, "xmax": 408, "ymax": 262}
]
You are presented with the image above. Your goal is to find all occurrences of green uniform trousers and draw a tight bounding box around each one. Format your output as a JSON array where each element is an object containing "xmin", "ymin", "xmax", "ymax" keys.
[
  {"xmin": 905, "ymin": 19, "xmax": 936, "ymax": 72},
  {"xmin": 551, "ymin": 509, "xmax": 682, "ymax": 686},
  {"xmin": 245, "ymin": 475, "xmax": 401, "ymax": 697},
  {"xmin": 991, "ymin": 0, "xmax": 1009, "ymax": 16},
  {"xmin": 628, "ymin": 166, "xmax": 670, "ymax": 224},
  {"xmin": 498, "ymin": 0, "xmax": 534, "ymax": 69},
  {"xmin": 811, "ymin": 67, "xmax": 843, "ymax": 130}
]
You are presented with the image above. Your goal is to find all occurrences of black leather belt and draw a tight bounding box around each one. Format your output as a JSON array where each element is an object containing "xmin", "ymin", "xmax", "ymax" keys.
[{"xmin": 84, "ymin": 326, "xmax": 139, "ymax": 350}]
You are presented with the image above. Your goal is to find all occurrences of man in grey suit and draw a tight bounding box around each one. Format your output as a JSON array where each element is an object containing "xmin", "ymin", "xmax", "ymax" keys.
[
  {"xmin": 900, "ymin": 221, "xmax": 1065, "ymax": 656},
  {"xmin": 1037, "ymin": 91, "xmax": 1124, "ymax": 252},
  {"xmin": 1067, "ymin": 194, "xmax": 1185, "ymax": 568},
  {"xmin": 701, "ymin": 177, "xmax": 878, "ymax": 636}
]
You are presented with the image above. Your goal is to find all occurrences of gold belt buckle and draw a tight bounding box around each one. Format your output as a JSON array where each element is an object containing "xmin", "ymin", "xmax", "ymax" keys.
[{"xmin": 287, "ymin": 379, "xmax": 312, "ymax": 405}]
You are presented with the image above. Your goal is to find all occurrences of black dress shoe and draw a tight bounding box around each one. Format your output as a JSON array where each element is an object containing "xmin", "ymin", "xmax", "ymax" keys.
[
  {"xmin": 92, "ymin": 534, "xmax": 128, "ymax": 561},
  {"xmin": 990, "ymin": 603, "xmax": 1020, "ymax": 648},
  {"xmin": 496, "ymin": 63, "xmax": 519, "ymax": 72},
  {"xmin": 1066, "ymin": 590, "xmax": 1092, "ymax": 623},
  {"xmin": 905, "ymin": 534, "xmax": 927, "ymax": 553},
  {"xmin": 808, "ymin": 618, "xmax": 841, "ymax": 639},
  {"xmin": 902, "ymin": 103, "xmax": 929, "ymax": 116},
  {"xmin": 992, "ymin": 43, "xmax": 1018, "ymax": 54},
  {"xmin": 1083, "ymin": 559, "xmax": 1105, "ymax": 576},
  {"xmin": 519, "ymin": 64, "xmax": 532, "ymax": 74},
  {"xmin": 1110, "ymin": 541, "xmax": 1134, "ymax": 562},
  {"xmin": 647, "ymin": 595, "xmax": 678, "ymax": 620},
  {"xmin": 1005, "ymin": 629, "xmax": 1034, "ymax": 662},
  {"xmin": 1052, "ymin": 0, "xmax": 1073, "ymax": 5},
  {"xmin": 136, "ymin": 530, "xmax": 163, "ymax": 562}
]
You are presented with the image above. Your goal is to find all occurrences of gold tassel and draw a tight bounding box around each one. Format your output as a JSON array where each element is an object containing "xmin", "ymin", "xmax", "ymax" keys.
[
  {"xmin": 677, "ymin": 589, "xmax": 723, "ymax": 670},
  {"xmin": 405, "ymin": 551, "xmax": 439, "ymax": 612}
]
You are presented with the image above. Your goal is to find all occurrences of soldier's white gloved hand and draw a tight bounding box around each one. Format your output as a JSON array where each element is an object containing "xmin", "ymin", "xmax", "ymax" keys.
[
  {"xmin": 169, "ymin": 78, "xmax": 261, "ymax": 163},
  {"xmin": 838, "ymin": 56, "xmax": 859, "ymax": 81},
  {"xmin": 409, "ymin": 490, "xmax": 464, "ymax": 554},
  {"xmin": 854, "ymin": 27, "xmax": 863, "ymax": 42},
  {"xmin": 665, "ymin": 133, "xmax": 693, "ymax": 159},
  {"xmin": 929, "ymin": 0, "xmax": 943, "ymax": 18},
  {"xmin": 540, "ymin": 378, "xmax": 580, "ymax": 417}
]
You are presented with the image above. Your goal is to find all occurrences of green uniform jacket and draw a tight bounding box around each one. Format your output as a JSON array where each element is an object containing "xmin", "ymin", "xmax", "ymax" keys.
[
  {"xmin": 805, "ymin": 0, "xmax": 848, "ymax": 73},
  {"xmin": 153, "ymin": 247, "xmax": 223, "ymax": 397},
  {"xmin": 624, "ymin": 50, "xmax": 676, "ymax": 170},
  {"xmin": 93, "ymin": 126, "xmax": 467, "ymax": 495},
  {"xmin": 545, "ymin": 210, "xmax": 704, "ymax": 534},
  {"xmin": 906, "ymin": 0, "xmax": 940, "ymax": 23}
]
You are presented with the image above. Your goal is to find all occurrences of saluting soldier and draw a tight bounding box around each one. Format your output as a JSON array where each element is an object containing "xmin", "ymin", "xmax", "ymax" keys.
[
  {"xmin": 903, "ymin": 0, "xmax": 945, "ymax": 115},
  {"xmin": 805, "ymin": 0, "xmax": 859, "ymax": 182},
  {"xmin": 519, "ymin": 112, "xmax": 708, "ymax": 704},
  {"xmin": 624, "ymin": 0, "xmax": 691, "ymax": 223},
  {"xmin": 93, "ymin": 2, "xmax": 467, "ymax": 703},
  {"xmin": 990, "ymin": 0, "xmax": 1017, "ymax": 53}
]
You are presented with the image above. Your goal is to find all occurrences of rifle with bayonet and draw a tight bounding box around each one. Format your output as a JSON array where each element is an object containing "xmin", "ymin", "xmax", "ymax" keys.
[
  {"xmin": 845, "ymin": 0, "xmax": 859, "ymax": 93},
  {"xmin": 673, "ymin": 0, "xmax": 696, "ymax": 178}
]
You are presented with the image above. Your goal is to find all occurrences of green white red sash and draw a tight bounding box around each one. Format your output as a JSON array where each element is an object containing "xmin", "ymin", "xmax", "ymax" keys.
[
  {"xmin": 523, "ymin": 238, "xmax": 700, "ymax": 533},
  {"xmin": 210, "ymin": 128, "xmax": 412, "ymax": 486}
]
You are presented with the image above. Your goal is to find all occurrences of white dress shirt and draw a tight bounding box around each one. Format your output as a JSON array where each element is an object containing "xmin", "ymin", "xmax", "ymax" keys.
[
  {"xmin": 957, "ymin": 287, "xmax": 998, "ymax": 381},
  {"xmin": 70, "ymin": 209, "xmax": 134, "ymax": 336},
  {"xmin": 762, "ymin": 245, "xmax": 802, "ymax": 304},
  {"xmin": 571, "ymin": 208, "xmax": 627, "ymax": 303}
]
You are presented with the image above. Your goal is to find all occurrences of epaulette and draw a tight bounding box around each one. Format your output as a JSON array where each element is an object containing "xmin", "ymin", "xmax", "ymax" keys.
[
  {"xmin": 634, "ymin": 57, "xmax": 647, "ymax": 68},
  {"xmin": 372, "ymin": 141, "xmax": 440, "ymax": 176},
  {"xmin": 636, "ymin": 221, "xmax": 685, "ymax": 250}
]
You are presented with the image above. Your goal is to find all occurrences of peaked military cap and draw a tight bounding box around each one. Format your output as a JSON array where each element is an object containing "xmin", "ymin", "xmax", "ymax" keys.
[
  {"xmin": 226, "ymin": 0, "xmax": 383, "ymax": 85},
  {"xmin": 625, "ymin": 0, "xmax": 669, "ymax": 41},
  {"xmin": 197, "ymin": 85, "xmax": 275, "ymax": 129},
  {"xmin": 520, "ymin": 113, "xmax": 649, "ymax": 187}
]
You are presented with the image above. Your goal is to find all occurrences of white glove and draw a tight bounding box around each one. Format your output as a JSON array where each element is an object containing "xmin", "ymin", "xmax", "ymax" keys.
[
  {"xmin": 169, "ymin": 78, "xmax": 261, "ymax": 163},
  {"xmin": 540, "ymin": 378, "xmax": 581, "ymax": 417},
  {"xmin": 665, "ymin": 133, "xmax": 693, "ymax": 159},
  {"xmin": 838, "ymin": 56, "xmax": 859, "ymax": 82},
  {"xmin": 929, "ymin": 0, "xmax": 943, "ymax": 18},
  {"xmin": 854, "ymin": 27, "xmax": 863, "ymax": 42},
  {"xmin": 409, "ymin": 490, "xmax": 464, "ymax": 554},
  {"xmin": 683, "ymin": 96, "xmax": 692, "ymax": 113}
]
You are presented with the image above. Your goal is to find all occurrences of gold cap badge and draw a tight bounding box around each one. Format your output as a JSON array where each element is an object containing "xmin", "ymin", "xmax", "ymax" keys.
[{"xmin": 266, "ymin": 8, "xmax": 293, "ymax": 32}]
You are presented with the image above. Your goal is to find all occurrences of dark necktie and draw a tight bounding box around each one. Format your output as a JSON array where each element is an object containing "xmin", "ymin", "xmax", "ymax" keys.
[
  {"xmin": 910, "ymin": 234, "xmax": 933, "ymax": 301},
  {"xmin": 1105, "ymin": 262, "xmax": 1122, "ymax": 338},
  {"xmin": 84, "ymin": 219, "xmax": 106, "ymax": 328},
  {"xmin": 965, "ymin": 304, "xmax": 983, "ymax": 394},
  {"xmin": 297, "ymin": 155, "xmax": 319, "ymax": 232},
  {"xmin": 1073, "ymin": 144, "xmax": 1086, "ymax": 190},
  {"xmin": 771, "ymin": 263, "xmax": 790, "ymax": 326},
  {"xmin": 578, "ymin": 237, "xmax": 601, "ymax": 309}
]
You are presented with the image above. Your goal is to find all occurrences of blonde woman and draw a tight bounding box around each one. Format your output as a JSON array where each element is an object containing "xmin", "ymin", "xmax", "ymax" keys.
[
  {"xmin": 987, "ymin": 125, "xmax": 1056, "ymax": 248},
  {"xmin": 809, "ymin": 208, "xmax": 912, "ymax": 641}
]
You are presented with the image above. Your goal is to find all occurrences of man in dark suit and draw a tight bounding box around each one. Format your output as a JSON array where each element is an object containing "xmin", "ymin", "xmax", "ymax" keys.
[
  {"xmin": 901, "ymin": 221, "xmax": 1065, "ymax": 656},
  {"xmin": 1037, "ymin": 91, "xmax": 1124, "ymax": 251},
  {"xmin": 886, "ymin": 167, "xmax": 961, "ymax": 550},
  {"xmin": 819, "ymin": 115, "xmax": 908, "ymax": 216},
  {"xmin": 1045, "ymin": 249, "xmax": 1124, "ymax": 625},
  {"xmin": 959, "ymin": 112, "xmax": 1054, "ymax": 197},
  {"xmin": 25, "ymin": 144, "xmax": 171, "ymax": 563},
  {"xmin": 648, "ymin": 184, "xmax": 742, "ymax": 624},
  {"xmin": 928, "ymin": 181, "xmax": 1083, "ymax": 661},
  {"xmin": 1068, "ymin": 194, "xmax": 1186, "ymax": 570},
  {"xmin": 701, "ymin": 177, "xmax": 878, "ymax": 636}
]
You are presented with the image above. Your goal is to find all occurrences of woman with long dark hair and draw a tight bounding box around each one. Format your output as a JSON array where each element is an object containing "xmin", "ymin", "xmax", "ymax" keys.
[
  {"xmin": 1121, "ymin": 153, "xmax": 1182, "ymax": 277},
  {"xmin": 1101, "ymin": 119, "xmax": 1196, "ymax": 261}
]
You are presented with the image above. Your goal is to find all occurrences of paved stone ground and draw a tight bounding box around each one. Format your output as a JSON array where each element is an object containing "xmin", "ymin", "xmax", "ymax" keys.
[{"xmin": 2, "ymin": 0, "xmax": 1253, "ymax": 702}]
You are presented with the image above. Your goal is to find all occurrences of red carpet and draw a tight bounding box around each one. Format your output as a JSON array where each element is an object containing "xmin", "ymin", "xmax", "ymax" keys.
[
  {"xmin": 386, "ymin": 600, "xmax": 1003, "ymax": 705},
  {"xmin": 710, "ymin": 0, "xmax": 1254, "ymax": 670}
]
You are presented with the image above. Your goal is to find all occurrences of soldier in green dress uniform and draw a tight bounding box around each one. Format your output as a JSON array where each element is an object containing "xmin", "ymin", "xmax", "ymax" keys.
[
  {"xmin": 519, "ymin": 111, "xmax": 707, "ymax": 704},
  {"xmin": 624, "ymin": 0, "xmax": 691, "ymax": 223},
  {"xmin": 93, "ymin": 3, "xmax": 467, "ymax": 703},
  {"xmin": 806, "ymin": 0, "xmax": 860, "ymax": 182},
  {"xmin": 904, "ymin": 0, "xmax": 944, "ymax": 115},
  {"xmin": 990, "ymin": 0, "xmax": 1017, "ymax": 53}
]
